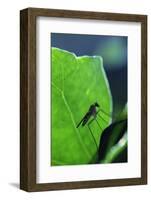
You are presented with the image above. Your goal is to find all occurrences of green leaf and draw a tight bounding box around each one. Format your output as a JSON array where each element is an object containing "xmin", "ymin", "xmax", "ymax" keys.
[
  {"xmin": 98, "ymin": 104, "xmax": 127, "ymax": 163},
  {"xmin": 116, "ymin": 103, "xmax": 127, "ymax": 121},
  {"xmin": 101, "ymin": 132, "xmax": 127, "ymax": 163},
  {"xmin": 51, "ymin": 47, "xmax": 112, "ymax": 166}
]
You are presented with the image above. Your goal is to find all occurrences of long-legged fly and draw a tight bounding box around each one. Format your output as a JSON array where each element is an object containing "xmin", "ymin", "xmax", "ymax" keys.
[{"xmin": 76, "ymin": 102, "xmax": 111, "ymax": 150}]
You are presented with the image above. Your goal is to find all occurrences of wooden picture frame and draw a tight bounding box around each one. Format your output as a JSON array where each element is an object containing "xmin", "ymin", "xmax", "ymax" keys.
[{"xmin": 20, "ymin": 7, "xmax": 147, "ymax": 192}]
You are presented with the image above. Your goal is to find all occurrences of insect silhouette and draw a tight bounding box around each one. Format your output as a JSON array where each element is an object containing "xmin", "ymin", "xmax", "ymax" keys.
[{"xmin": 76, "ymin": 102, "xmax": 111, "ymax": 150}]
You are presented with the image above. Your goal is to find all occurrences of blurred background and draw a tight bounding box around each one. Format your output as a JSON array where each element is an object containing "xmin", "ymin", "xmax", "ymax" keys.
[{"xmin": 51, "ymin": 33, "xmax": 127, "ymax": 118}]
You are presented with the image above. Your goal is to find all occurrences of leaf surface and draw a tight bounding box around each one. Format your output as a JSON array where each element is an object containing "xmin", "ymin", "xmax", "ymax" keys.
[{"xmin": 51, "ymin": 47, "xmax": 112, "ymax": 165}]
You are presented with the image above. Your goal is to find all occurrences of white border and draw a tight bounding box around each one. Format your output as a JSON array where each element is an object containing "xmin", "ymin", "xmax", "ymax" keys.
[{"xmin": 36, "ymin": 17, "xmax": 141, "ymax": 183}]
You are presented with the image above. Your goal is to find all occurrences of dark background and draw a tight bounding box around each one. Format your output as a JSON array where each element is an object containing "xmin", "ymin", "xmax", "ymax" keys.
[{"xmin": 51, "ymin": 33, "xmax": 127, "ymax": 117}]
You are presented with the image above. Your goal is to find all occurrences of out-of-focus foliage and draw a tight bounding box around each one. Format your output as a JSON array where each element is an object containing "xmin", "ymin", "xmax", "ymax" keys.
[{"xmin": 98, "ymin": 104, "xmax": 127, "ymax": 163}]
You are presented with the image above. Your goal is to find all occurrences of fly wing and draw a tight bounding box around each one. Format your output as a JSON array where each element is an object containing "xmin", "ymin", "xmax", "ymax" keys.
[
  {"xmin": 76, "ymin": 118, "xmax": 84, "ymax": 128},
  {"xmin": 81, "ymin": 112, "xmax": 91, "ymax": 126},
  {"xmin": 76, "ymin": 114, "xmax": 85, "ymax": 128},
  {"xmin": 76, "ymin": 112, "xmax": 90, "ymax": 128}
]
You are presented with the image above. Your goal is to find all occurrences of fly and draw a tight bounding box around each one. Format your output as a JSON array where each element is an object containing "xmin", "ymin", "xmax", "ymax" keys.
[{"xmin": 77, "ymin": 102, "xmax": 110, "ymax": 150}]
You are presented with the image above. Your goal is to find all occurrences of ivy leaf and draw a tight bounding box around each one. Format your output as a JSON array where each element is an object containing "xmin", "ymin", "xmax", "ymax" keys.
[{"xmin": 51, "ymin": 47, "xmax": 112, "ymax": 165}]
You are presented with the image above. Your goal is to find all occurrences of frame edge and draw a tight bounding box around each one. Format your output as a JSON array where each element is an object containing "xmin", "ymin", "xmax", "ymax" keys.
[
  {"xmin": 20, "ymin": 8, "xmax": 37, "ymax": 192},
  {"xmin": 20, "ymin": 7, "xmax": 148, "ymax": 192},
  {"xmin": 20, "ymin": 8, "xmax": 29, "ymax": 191}
]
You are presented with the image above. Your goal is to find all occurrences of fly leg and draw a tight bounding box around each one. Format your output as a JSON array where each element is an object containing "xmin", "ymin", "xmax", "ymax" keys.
[
  {"xmin": 97, "ymin": 109, "xmax": 112, "ymax": 123},
  {"xmin": 97, "ymin": 113, "xmax": 109, "ymax": 124},
  {"xmin": 98, "ymin": 108, "xmax": 111, "ymax": 118},
  {"xmin": 88, "ymin": 118, "xmax": 98, "ymax": 150},
  {"xmin": 95, "ymin": 117, "xmax": 103, "ymax": 131},
  {"xmin": 97, "ymin": 110, "xmax": 111, "ymax": 125}
]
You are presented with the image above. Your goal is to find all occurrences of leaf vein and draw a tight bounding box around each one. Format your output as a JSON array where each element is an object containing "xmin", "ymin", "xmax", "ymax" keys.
[{"xmin": 61, "ymin": 92, "xmax": 91, "ymax": 159}]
